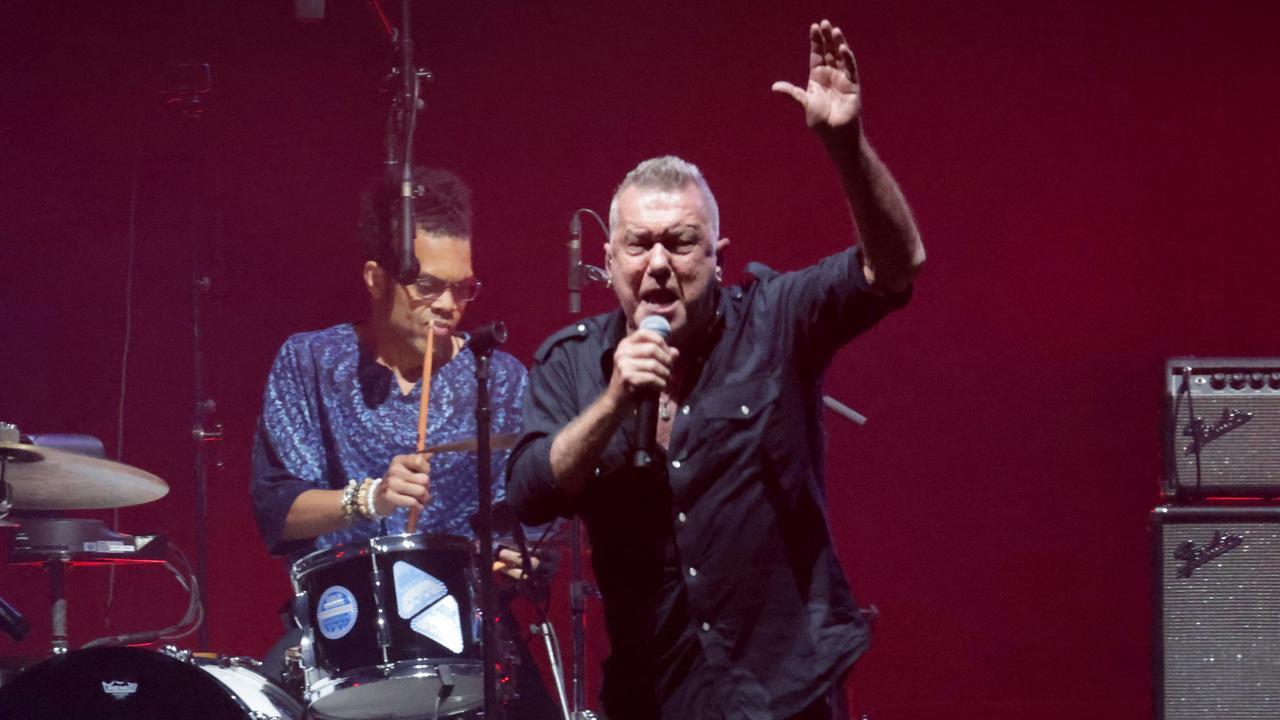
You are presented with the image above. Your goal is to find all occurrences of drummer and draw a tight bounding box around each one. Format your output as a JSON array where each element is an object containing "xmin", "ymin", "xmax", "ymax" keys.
[{"xmin": 249, "ymin": 168, "xmax": 554, "ymax": 714}]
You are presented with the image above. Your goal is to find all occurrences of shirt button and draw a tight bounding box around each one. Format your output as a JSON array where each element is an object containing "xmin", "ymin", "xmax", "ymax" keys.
[
  {"xmin": 677, "ymin": 512, "xmax": 687, "ymax": 524},
  {"xmin": 682, "ymin": 405, "xmax": 690, "ymax": 415},
  {"xmin": 593, "ymin": 467, "xmax": 601, "ymax": 477},
  {"xmin": 701, "ymin": 622, "xmax": 711, "ymax": 632},
  {"xmin": 688, "ymin": 567, "xmax": 698, "ymax": 578},
  {"xmin": 671, "ymin": 460, "xmax": 681, "ymax": 469},
  {"xmin": 577, "ymin": 324, "xmax": 586, "ymax": 332},
  {"xmin": 739, "ymin": 405, "xmax": 750, "ymax": 416}
]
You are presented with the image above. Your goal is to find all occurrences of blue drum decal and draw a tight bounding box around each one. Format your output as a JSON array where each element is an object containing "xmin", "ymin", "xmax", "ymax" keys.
[{"xmin": 316, "ymin": 585, "xmax": 358, "ymax": 640}]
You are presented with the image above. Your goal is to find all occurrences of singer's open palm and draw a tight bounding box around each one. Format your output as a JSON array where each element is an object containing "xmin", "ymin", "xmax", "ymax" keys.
[{"xmin": 772, "ymin": 20, "xmax": 862, "ymax": 138}]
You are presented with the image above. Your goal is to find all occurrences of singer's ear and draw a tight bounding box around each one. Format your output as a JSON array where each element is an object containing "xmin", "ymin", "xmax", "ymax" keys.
[
  {"xmin": 714, "ymin": 237, "xmax": 731, "ymax": 280},
  {"xmin": 363, "ymin": 260, "xmax": 387, "ymax": 299}
]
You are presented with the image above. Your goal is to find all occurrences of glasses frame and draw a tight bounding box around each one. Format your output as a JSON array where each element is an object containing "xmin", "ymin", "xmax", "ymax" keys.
[{"xmin": 404, "ymin": 273, "xmax": 482, "ymax": 303}]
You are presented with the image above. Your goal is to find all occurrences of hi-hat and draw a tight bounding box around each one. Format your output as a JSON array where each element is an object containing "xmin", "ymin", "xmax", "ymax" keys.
[
  {"xmin": 421, "ymin": 433, "xmax": 520, "ymax": 454},
  {"xmin": 0, "ymin": 442, "xmax": 168, "ymax": 510}
]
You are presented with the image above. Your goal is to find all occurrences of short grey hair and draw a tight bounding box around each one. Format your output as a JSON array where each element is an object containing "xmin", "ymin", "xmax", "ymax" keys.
[{"xmin": 608, "ymin": 155, "xmax": 720, "ymax": 242}]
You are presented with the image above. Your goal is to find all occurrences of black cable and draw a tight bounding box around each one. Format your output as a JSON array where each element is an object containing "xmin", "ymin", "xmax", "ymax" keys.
[
  {"xmin": 82, "ymin": 542, "xmax": 204, "ymax": 649},
  {"xmin": 106, "ymin": 98, "xmax": 147, "ymax": 630},
  {"xmin": 1177, "ymin": 367, "xmax": 1204, "ymax": 498}
]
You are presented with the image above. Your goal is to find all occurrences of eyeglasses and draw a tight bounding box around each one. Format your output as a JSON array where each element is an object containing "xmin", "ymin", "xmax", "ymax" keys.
[{"xmin": 405, "ymin": 274, "xmax": 482, "ymax": 302}]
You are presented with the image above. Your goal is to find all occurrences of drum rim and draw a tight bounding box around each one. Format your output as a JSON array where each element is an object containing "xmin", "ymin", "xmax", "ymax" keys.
[
  {"xmin": 196, "ymin": 658, "xmax": 304, "ymax": 716},
  {"xmin": 306, "ymin": 660, "xmax": 485, "ymax": 713},
  {"xmin": 291, "ymin": 532, "xmax": 474, "ymax": 578}
]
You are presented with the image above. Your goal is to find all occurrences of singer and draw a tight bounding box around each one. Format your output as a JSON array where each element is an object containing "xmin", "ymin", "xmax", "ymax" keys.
[{"xmin": 507, "ymin": 20, "xmax": 925, "ymax": 720}]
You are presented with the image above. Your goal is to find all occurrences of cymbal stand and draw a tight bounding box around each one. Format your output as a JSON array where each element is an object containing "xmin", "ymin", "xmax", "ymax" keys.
[{"xmin": 45, "ymin": 559, "xmax": 69, "ymax": 655}]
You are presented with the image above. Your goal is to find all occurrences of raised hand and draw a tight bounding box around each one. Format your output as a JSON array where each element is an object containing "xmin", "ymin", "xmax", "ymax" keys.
[{"xmin": 771, "ymin": 20, "xmax": 863, "ymax": 143}]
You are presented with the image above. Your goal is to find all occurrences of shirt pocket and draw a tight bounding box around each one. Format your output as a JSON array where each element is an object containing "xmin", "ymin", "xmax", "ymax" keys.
[
  {"xmin": 700, "ymin": 375, "xmax": 780, "ymax": 421},
  {"xmin": 689, "ymin": 375, "xmax": 781, "ymax": 466}
]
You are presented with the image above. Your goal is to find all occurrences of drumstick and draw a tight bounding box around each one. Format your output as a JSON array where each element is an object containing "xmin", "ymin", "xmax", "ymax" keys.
[{"xmin": 406, "ymin": 329, "xmax": 434, "ymax": 533}]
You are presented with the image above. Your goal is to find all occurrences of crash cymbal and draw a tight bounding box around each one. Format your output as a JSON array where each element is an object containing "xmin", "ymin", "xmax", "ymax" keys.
[
  {"xmin": 422, "ymin": 432, "xmax": 520, "ymax": 454},
  {"xmin": 0, "ymin": 442, "xmax": 168, "ymax": 510}
]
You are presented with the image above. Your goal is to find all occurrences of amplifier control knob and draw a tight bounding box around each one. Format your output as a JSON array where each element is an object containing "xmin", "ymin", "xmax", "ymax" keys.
[
  {"xmin": 1251, "ymin": 372, "xmax": 1266, "ymax": 389},
  {"xmin": 1211, "ymin": 373, "xmax": 1228, "ymax": 390},
  {"xmin": 1270, "ymin": 372, "xmax": 1280, "ymax": 390},
  {"xmin": 1230, "ymin": 373, "xmax": 1247, "ymax": 390}
]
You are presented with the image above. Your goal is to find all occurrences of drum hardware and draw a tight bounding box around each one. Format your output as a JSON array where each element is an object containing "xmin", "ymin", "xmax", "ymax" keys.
[
  {"xmin": 6, "ymin": 517, "xmax": 174, "ymax": 655},
  {"xmin": 0, "ymin": 595, "xmax": 30, "ymax": 643},
  {"xmin": 8, "ymin": 517, "xmax": 166, "ymax": 565}
]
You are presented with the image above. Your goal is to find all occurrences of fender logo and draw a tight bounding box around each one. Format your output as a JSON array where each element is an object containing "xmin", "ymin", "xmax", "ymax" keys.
[
  {"xmin": 1183, "ymin": 408, "xmax": 1253, "ymax": 455},
  {"xmin": 1173, "ymin": 531, "xmax": 1243, "ymax": 578}
]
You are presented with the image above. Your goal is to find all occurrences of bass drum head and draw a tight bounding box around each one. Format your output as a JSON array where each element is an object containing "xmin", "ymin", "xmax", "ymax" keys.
[{"xmin": 0, "ymin": 646, "xmax": 296, "ymax": 720}]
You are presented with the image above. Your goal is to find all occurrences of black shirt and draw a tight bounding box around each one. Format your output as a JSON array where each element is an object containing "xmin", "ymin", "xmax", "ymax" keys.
[{"xmin": 507, "ymin": 247, "xmax": 910, "ymax": 720}]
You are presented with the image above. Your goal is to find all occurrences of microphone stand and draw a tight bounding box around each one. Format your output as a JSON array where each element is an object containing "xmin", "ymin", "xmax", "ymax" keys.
[
  {"xmin": 383, "ymin": 0, "xmax": 430, "ymax": 285},
  {"xmin": 468, "ymin": 322, "xmax": 508, "ymax": 720},
  {"xmin": 565, "ymin": 210, "xmax": 609, "ymax": 720}
]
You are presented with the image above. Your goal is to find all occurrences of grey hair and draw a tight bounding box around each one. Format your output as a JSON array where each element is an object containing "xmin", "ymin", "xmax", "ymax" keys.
[{"xmin": 607, "ymin": 155, "xmax": 720, "ymax": 241}]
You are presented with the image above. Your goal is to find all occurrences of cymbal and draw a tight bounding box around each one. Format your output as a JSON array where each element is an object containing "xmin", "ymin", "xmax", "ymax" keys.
[
  {"xmin": 0, "ymin": 442, "xmax": 168, "ymax": 510},
  {"xmin": 422, "ymin": 432, "xmax": 521, "ymax": 454}
]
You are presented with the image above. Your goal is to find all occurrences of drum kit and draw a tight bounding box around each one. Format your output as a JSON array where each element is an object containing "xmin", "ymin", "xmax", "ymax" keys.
[{"xmin": 0, "ymin": 425, "xmax": 590, "ymax": 719}]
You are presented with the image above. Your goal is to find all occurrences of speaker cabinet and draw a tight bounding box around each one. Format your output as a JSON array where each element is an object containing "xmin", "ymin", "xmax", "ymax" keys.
[{"xmin": 1152, "ymin": 505, "xmax": 1280, "ymax": 719}]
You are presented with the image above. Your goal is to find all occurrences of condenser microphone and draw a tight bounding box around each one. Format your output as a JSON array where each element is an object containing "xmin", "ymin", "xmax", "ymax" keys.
[
  {"xmin": 568, "ymin": 213, "xmax": 583, "ymax": 313},
  {"xmin": 632, "ymin": 315, "xmax": 671, "ymax": 469}
]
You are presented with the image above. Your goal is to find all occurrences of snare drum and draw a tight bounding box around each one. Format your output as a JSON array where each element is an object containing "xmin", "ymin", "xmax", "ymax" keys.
[
  {"xmin": 0, "ymin": 646, "xmax": 302, "ymax": 719},
  {"xmin": 291, "ymin": 533, "xmax": 483, "ymax": 719}
]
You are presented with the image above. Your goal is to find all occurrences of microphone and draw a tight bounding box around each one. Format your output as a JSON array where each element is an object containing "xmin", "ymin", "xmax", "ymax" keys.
[
  {"xmin": 568, "ymin": 213, "xmax": 583, "ymax": 313},
  {"xmin": 466, "ymin": 321, "xmax": 507, "ymax": 357},
  {"xmin": 632, "ymin": 315, "xmax": 671, "ymax": 469}
]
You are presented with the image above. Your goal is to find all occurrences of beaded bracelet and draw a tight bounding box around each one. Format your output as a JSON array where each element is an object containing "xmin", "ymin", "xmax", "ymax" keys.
[
  {"xmin": 356, "ymin": 477, "xmax": 384, "ymax": 521},
  {"xmin": 339, "ymin": 479, "xmax": 360, "ymax": 522}
]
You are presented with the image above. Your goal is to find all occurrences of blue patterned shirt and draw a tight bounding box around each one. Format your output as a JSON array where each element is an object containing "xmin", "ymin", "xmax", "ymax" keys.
[{"xmin": 251, "ymin": 323, "xmax": 528, "ymax": 562}]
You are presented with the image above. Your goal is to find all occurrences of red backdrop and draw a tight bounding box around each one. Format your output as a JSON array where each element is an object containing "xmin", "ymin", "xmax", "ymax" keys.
[{"xmin": 2, "ymin": 2, "xmax": 1278, "ymax": 718}]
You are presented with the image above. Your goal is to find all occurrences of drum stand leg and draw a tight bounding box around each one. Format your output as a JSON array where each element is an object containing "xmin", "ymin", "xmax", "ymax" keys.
[{"xmin": 45, "ymin": 559, "xmax": 69, "ymax": 655}]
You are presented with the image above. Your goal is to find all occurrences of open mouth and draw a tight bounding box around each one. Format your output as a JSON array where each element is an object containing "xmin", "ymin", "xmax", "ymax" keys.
[{"xmin": 640, "ymin": 287, "xmax": 679, "ymax": 310}]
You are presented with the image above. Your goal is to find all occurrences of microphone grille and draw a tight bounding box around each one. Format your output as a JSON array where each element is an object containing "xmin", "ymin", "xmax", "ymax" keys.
[{"xmin": 638, "ymin": 315, "xmax": 671, "ymax": 339}]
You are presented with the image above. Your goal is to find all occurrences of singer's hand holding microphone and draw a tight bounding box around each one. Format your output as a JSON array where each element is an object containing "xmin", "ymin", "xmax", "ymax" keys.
[
  {"xmin": 608, "ymin": 316, "xmax": 678, "ymax": 405},
  {"xmin": 611, "ymin": 316, "xmax": 677, "ymax": 469}
]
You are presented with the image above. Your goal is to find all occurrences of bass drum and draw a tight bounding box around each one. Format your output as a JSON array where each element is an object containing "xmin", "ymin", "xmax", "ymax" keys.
[{"xmin": 0, "ymin": 646, "xmax": 302, "ymax": 720}]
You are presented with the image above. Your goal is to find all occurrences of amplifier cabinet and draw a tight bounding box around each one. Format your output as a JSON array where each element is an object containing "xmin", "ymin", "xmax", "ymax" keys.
[
  {"xmin": 1152, "ymin": 505, "xmax": 1280, "ymax": 719},
  {"xmin": 1165, "ymin": 358, "xmax": 1280, "ymax": 499}
]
